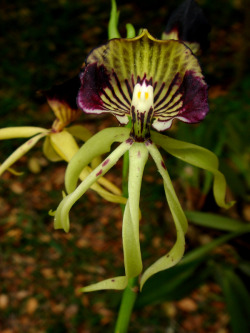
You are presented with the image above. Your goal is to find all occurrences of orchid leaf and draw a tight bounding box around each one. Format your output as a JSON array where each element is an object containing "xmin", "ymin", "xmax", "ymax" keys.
[
  {"xmin": 217, "ymin": 268, "xmax": 250, "ymax": 333},
  {"xmin": 108, "ymin": 0, "xmax": 121, "ymax": 39},
  {"xmin": 54, "ymin": 140, "xmax": 132, "ymax": 232},
  {"xmin": 141, "ymin": 142, "xmax": 187, "ymax": 289},
  {"xmin": 0, "ymin": 132, "xmax": 47, "ymax": 176},
  {"xmin": 0, "ymin": 127, "xmax": 47, "ymax": 139},
  {"xmin": 137, "ymin": 229, "xmax": 250, "ymax": 307},
  {"xmin": 185, "ymin": 211, "xmax": 247, "ymax": 232},
  {"xmin": 152, "ymin": 131, "xmax": 234, "ymax": 209},
  {"xmin": 65, "ymin": 127, "xmax": 130, "ymax": 194}
]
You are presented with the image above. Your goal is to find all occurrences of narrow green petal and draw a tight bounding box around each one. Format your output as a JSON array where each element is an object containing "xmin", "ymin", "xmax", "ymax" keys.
[
  {"xmin": 108, "ymin": 0, "xmax": 121, "ymax": 39},
  {"xmin": 152, "ymin": 131, "xmax": 234, "ymax": 209},
  {"xmin": 141, "ymin": 142, "xmax": 187, "ymax": 289},
  {"xmin": 43, "ymin": 136, "xmax": 63, "ymax": 162},
  {"xmin": 0, "ymin": 127, "xmax": 47, "ymax": 140},
  {"xmin": 0, "ymin": 132, "xmax": 47, "ymax": 176},
  {"xmin": 65, "ymin": 127, "xmax": 130, "ymax": 194},
  {"xmin": 54, "ymin": 140, "xmax": 132, "ymax": 232},
  {"xmin": 81, "ymin": 276, "xmax": 128, "ymax": 293}
]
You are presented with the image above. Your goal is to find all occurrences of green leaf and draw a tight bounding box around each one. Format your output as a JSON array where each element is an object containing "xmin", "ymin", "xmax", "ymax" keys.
[
  {"xmin": 185, "ymin": 211, "xmax": 248, "ymax": 232},
  {"xmin": 136, "ymin": 260, "xmax": 209, "ymax": 307},
  {"xmin": 137, "ymin": 229, "xmax": 250, "ymax": 307},
  {"xmin": 217, "ymin": 268, "xmax": 250, "ymax": 333}
]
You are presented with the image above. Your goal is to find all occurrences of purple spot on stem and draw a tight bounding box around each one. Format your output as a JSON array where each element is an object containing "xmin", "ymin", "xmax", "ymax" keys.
[
  {"xmin": 137, "ymin": 151, "xmax": 141, "ymax": 158},
  {"xmin": 111, "ymin": 279, "xmax": 115, "ymax": 282},
  {"xmin": 161, "ymin": 161, "xmax": 166, "ymax": 169},
  {"xmin": 96, "ymin": 169, "xmax": 103, "ymax": 177},
  {"xmin": 102, "ymin": 159, "xmax": 110, "ymax": 167}
]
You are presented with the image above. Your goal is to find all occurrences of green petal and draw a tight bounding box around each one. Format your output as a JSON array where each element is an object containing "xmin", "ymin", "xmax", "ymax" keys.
[
  {"xmin": 151, "ymin": 131, "xmax": 234, "ymax": 209},
  {"xmin": 141, "ymin": 142, "xmax": 187, "ymax": 289},
  {"xmin": 54, "ymin": 140, "xmax": 132, "ymax": 232},
  {"xmin": 0, "ymin": 127, "xmax": 47, "ymax": 139},
  {"xmin": 65, "ymin": 127, "xmax": 130, "ymax": 194},
  {"xmin": 0, "ymin": 132, "xmax": 48, "ymax": 176}
]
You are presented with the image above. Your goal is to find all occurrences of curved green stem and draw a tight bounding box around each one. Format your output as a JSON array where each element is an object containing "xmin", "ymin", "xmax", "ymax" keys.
[{"xmin": 114, "ymin": 277, "xmax": 139, "ymax": 333}]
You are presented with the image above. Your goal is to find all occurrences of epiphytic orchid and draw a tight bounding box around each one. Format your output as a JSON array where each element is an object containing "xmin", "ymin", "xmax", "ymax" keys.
[
  {"xmin": 54, "ymin": 27, "xmax": 234, "ymax": 292},
  {"xmin": 0, "ymin": 76, "xmax": 126, "ymax": 204}
]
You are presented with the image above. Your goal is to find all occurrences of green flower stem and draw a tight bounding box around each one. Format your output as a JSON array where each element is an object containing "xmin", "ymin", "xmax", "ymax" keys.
[{"xmin": 114, "ymin": 277, "xmax": 139, "ymax": 333}]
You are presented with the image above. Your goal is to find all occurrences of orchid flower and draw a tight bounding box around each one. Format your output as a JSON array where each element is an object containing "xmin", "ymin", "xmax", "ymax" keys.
[
  {"xmin": 54, "ymin": 28, "xmax": 234, "ymax": 292},
  {"xmin": 0, "ymin": 76, "xmax": 126, "ymax": 205}
]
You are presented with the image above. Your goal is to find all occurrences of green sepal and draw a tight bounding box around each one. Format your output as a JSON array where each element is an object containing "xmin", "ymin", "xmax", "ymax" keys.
[
  {"xmin": 0, "ymin": 132, "xmax": 48, "ymax": 176},
  {"xmin": 140, "ymin": 142, "xmax": 187, "ymax": 290},
  {"xmin": 126, "ymin": 23, "xmax": 136, "ymax": 38},
  {"xmin": 54, "ymin": 140, "xmax": 131, "ymax": 232},
  {"xmin": 108, "ymin": 0, "xmax": 121, "ymax": 39},
  {"xmin": 151, "ymin": 131, "xmax": 235, "ymax": 209},
  {"xmin": 81, "ymin": 276, "xmax": 128, "ymax": 293},
  {"xmin": 0, "ymin": 127, "xmax": 47, "ymax": 139},
  {"xmin": 65, "ymin": 127, "xmax": 130, "ymax": 194}
]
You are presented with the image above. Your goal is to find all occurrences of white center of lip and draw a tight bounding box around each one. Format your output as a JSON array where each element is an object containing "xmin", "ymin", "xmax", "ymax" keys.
[{"xmin": 132, "ymin": 82, "xmax": 154, "ymax": 111}]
